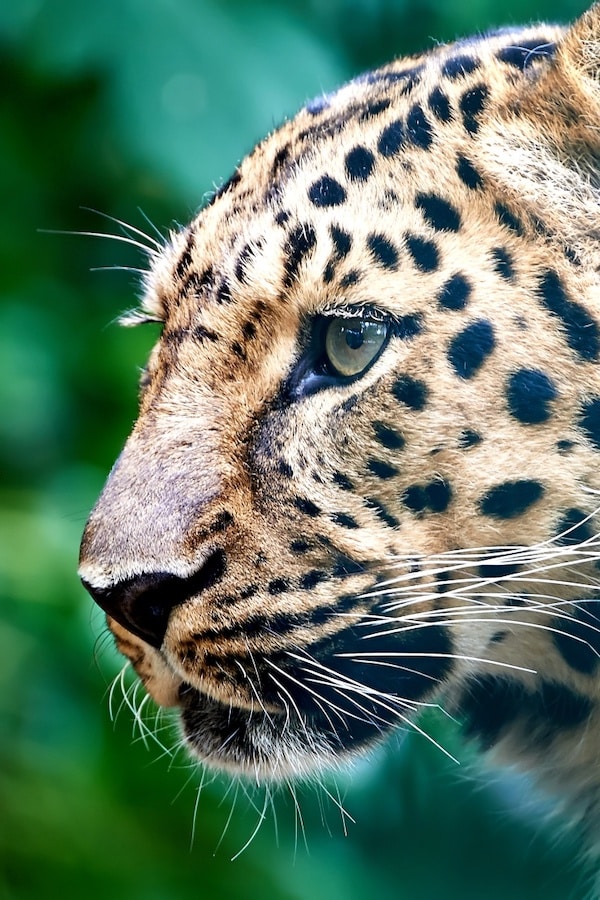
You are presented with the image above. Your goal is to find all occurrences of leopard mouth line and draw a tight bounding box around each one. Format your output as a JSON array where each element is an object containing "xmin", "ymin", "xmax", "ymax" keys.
[{"xmin": 176, "ymin": 681, "xmax": 386, "ymax": 779}]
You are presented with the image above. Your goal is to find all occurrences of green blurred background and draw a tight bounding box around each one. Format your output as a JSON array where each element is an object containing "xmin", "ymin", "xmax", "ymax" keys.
[{"xmin": 0, "ymin": 1, "xmax": 595, "ymax": 897}]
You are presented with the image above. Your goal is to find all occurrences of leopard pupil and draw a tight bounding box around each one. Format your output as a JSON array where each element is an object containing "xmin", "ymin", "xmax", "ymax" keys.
[{"xmin": 345, "ymin": 326, "xmax": 364, "ymax": 350}]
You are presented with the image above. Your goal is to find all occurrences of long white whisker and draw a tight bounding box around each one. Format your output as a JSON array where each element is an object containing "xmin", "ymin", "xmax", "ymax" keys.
[
  {"xmin": 230, "ymin": 789, "xmax": 270, "ymax": 861},
  {"xmin": 40, "ymin": 228, "xmax": 158, "ymax": 256},
  {"xmin": 80, "ymin": 205, "xmax": 163, "ymax": 250}
]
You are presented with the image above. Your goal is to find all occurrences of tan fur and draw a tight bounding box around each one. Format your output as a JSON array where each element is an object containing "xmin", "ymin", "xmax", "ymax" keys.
[{"xmin": 81, "ymin": 4, "xmax": 600, "ymax": 853}]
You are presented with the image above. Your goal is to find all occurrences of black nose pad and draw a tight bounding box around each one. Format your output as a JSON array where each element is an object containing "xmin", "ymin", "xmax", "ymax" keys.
[{"xmin": 81, "ymin": 549, "xmax": 227, "ymax": 648}]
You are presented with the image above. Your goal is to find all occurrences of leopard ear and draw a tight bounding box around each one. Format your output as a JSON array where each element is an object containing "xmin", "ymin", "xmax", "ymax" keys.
[
  {"xmin": 480, "ymin": 6, "xmax": 600, "ymax": 258},
  {"xmin": 547, "ymin": 2, "xmax": 600, "ymax": 139},
  {"xmin": 558, "ymin": 4, "xmax": 600, "ymax": 89},
  {"xmin": 511, "ymin": 3, "xmax": 600, "ymax": 153}
]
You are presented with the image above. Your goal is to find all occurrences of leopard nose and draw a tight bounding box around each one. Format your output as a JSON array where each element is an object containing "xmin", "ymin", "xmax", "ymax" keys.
[{"xmin": 80, "ymin": 549, "xmax": 227, "ymax": 648}]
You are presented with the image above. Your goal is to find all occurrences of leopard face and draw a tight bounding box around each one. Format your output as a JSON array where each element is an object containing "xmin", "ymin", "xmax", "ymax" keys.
[{"xmin": 80, "ymin": 4, "xmax": 600, "ymax": 822}]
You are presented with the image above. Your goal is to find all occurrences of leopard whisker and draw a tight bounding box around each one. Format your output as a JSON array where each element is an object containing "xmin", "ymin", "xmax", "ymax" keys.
[
  {"xmin": 79, "ymin": 206, "xmax": 164, "ymax": 251},
  {"xmin": 39, "ymin": 227, "xmax": 158, "ymax": 257},
  {"xmin": 230, "ymin": 786, "xmax": 270, "ymax": 861},
  {"xmin": 213, "ymin": 778, "xmax": 241, "ymax": 856}
]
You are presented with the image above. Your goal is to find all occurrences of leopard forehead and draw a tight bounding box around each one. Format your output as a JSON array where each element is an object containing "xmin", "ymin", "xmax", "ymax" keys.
[{"xmin": 144, "ymin": 23, "xmax": 565, "ymax": 329}]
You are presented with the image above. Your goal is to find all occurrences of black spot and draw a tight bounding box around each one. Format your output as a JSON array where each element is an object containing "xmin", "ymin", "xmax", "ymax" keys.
[
  {"xmin": 373, "ymin": 422, "xmax": 405, "ymax": 450},
  {"xmin": 365, "ymin": 497, "xmax": 400, "ymax": 528},
  {"xmin": 275, "ymin": 209, "xmax": 291, "ymax": 226},
  {"xmin": 555, "ymin": 508, "xmax": 593, "ymax": 546},
  {"xmin": 428, "ymin": 87, "xmax": 452, "ymax": 122},
  {"xmin": 556, "ymin": 439, "xmax": 575, "ymax": 453},
  {"xmin": 323, "ymin": 262, "xmax": 336, "ymax": 284},
  {"xmin": 442, "ymin": 54, "xmax": 480, "ymax": 79},
  {"xmin": 406, "ymin": 104, "xmax": 433, "ymax": 150},
  {"xmin": 491, "ymin": 247, "xmax": 514, "ymax": 281},
  {"xmin": 212, "ymin": 169, "xmax": 242, "ymax": 202},
  {"xmin": 537, "ymin": 270, "xmax": 599, "ymax": 361},
  {"xmin": 210, "ymin": 511, "xmax": 234, "ymax": 533},
  {"xmin": 377, "ymin": 120, "xmax": 405, "ymax": 157},
  {"xmin": 368, "ymin": 459, "xmax": 399, "ymax": 480},
  {"xmin": 330, "ymin": 225, "xmax": 352, "ymax": 258},
  {"xmin": 490, "ymin": 631, "xmax": 508, "ymax": 644},
  {"xmin": 183, "ymin": 265, "xmax": 214, "ymax": 299},
  {"xmin": 425, "ymin": 478, "xmax": 452, "ymax": 512},
  {"xmin": 480, "ymin": 480, "xmax": 544, "ymax": 519},
  {"xmin": 239, "ymin": 584, "xmax": 259, "ymax": 600},
  {"xmin": 415, "ymin": 193, "xmax": 461, "ymax": 232},
  {"xmin": 300, "ymin": 570, "xmax": 327, "ymax": 590},
  {"xmin": 331, "ymin": 512, "xmax": 360, "ymax": 529},
  {"xmin": 193, "ymin": 325, "xmax": 219, "ymax": 343},
  {"xmin": 284, "ymin": 223, "xmax": 317, "ymax": 287},
  {"xmin": 456, "ymin": 155, "xmax": 483, "ymax": 189},
  {"xmin": 394, "ymin": 314, "xmax": 423, "ymax": 340},
  {"xmin": 403, "ymin": 485, "xmax": 427, "ymax": 512},
  {"xmin": 459, "ymin": 84, "xmax": 489, "ymax": 134},
  {"xmin": 495, "ymin": 202, "xmax": 524, "ymax": 236},
  {"xmin": 405, "ymin": 234, "xmax": 439, "ymax": 272},
  {"xmin": 323, "ymin": 259, "xmax": 335, "ymax": 284},
  {"xmin": 216, "ymin": 278, "xmax": 232, "ymax": 303},
  {"xmin": 345, "ymin": 145, "xmax": 376, "ymax": 182},
  {"xmin": 448, "ymin": 319, "xmax": 495, "ymax": 378},
  {"xmin": 406, "ymin": 104, "xmax": 433, "ymax": 149},
  {"xmin": 164, "ymin": 327, "xmax": 186, "ymax": 348},
  {"xmin": 537, "ymin": 680, "xmax": 593, "ymax": 732},
  {"xmin": 403, "ymin": 479, "xmax": 452, "ymax": 513},
  {"xmin": 438, "ymin": 273, "xmax": 471, "ymax": 310},
  {"xmin": 460, "ymin": 676, "xmax": 526, "ymax": 749},
  {"xmin": 461, "ymin": 677, "xmax": 593, "ymax": 749},
  {"xmin": 477, "ymin": 559, "xmax": 521, "ymax": 579},
  {"xmin": 506, "ymin": 368, "xmax": 557, "ymax": 424},
  {"xmin": 333, "ymin": 471, "xmax": 354, "ymax": 491},
  {"xmin": 580, "ymin": 398, "xmax": 600, "ymax": 450},
  {"xmin": 175, "ymin": 234, "xmax": 194, "ymax": 279},
  {"xmin": 459, "ymin": 429, "xmax": 482, "ymax": 448},
  {"xmin": 340, "ymin": 270, "xmax": 361, "ymax": 287},
  {"xmin": 268, "ymin": 578, "xmax": 290, "ymax": 595},
  {"xmin": 278, "ymin": 459, "xmax": 294, "ymax": 478},
  {"xmin": 360, "ymin": 98, "xmax": 392, "ymax": 119},
  {"xmin": 496, "ymin": 38, "xmax": 557, "ymax": 69},
  {"xmin": 308, "ymin": 175, "xmax": 347, "ymax": 208},
  {"xmin": 231, "ymin": 341, "xmax": 246, "ymax": 360},
  {"xmin": 290, "ymin": 539, "xmax": 311, "ymax": 555},
  {"xmin": 294, "ymin": 497, "xmax": 321, "ymax": 517},
  {"xmin": 392, "ymin": 375, "xmax": 428, "ymax": 409},
  {"xmin": 341, "ymin": 395, "xmax": 359, "ymax": 413},
  {"xmin": 236, "ymin": 316, "xmax": 255, "ymax": 342},
  {"xmin": 564, "ymin": 245, "xmax": 580, "ymax": 266},
  {"xmin": 272, "ymin": 144, "xmax": 291, "ymax": 176},
  {"xmin": 367, "ymin": 233, "xmax": 399, "ymax": 270},
  {"xmin": 235, "ymin": 243, "xmax": 255, "ymax": 283},
  {"xmin": 552, "ymin": 601, "xmax": 600, "ymax": 675}
]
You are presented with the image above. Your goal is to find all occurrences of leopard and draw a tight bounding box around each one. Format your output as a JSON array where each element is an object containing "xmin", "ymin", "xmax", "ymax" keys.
[{"xmin": 79, "ymin": 2, "xmax": 600, "ymax": 858}]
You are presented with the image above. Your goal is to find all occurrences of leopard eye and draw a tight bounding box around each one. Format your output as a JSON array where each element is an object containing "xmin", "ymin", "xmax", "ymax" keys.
[{"xmin": 324, "ymin": 316, "xmax": 389, "ymax": 377}]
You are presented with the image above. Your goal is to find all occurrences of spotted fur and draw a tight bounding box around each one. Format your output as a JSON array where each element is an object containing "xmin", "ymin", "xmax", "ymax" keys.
[{"xmin": 80, "ymin": 4, "xmax": 600, "ymax": 854}]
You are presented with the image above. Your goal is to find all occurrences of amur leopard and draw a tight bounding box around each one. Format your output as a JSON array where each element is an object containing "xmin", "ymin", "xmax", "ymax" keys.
[{"xmin": 80, "ymin": 2, "xmax": 600, "ymax": 856}]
